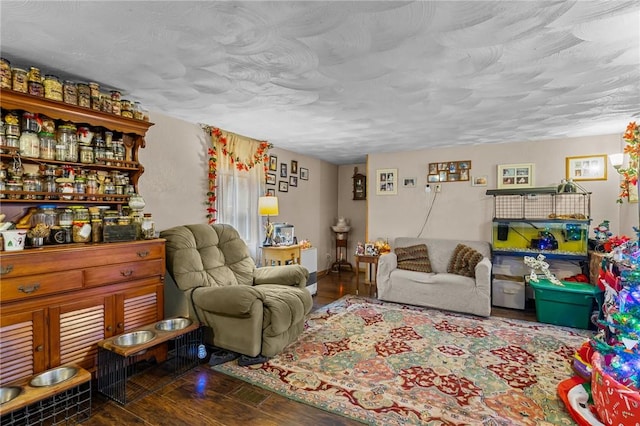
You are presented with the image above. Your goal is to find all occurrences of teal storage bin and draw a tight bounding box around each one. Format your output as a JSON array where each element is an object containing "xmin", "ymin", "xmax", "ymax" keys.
[{"xmin": 529, "ymin": 279, "xmax": 602, "ymax": 329}]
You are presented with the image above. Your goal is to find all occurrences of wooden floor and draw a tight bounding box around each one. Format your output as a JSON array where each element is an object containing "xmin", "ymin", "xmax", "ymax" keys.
[{"xmin": 82, "ymin": 270, "xmax": 536, "ymax": 426}]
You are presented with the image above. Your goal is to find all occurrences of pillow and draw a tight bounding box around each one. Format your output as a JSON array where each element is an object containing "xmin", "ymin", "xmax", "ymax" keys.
[
  {"xmin": 447, "ymin": 244, "xmax": 483, "ymax": 278},
  {"xmin": 395, "ymin": 244, "xmax": 432, "ymax": 273}
]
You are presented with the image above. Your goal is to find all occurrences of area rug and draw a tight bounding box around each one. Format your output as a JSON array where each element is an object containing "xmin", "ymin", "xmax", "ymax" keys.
[{"xmin": 212, "ymin": 295, "xmax": 593, "ymax": 425}]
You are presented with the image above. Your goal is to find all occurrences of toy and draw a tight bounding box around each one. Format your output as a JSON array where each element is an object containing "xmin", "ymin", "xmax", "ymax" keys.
[{"xmin": 523, "ymin": 253, "xmax": 563, "ymax": 286}]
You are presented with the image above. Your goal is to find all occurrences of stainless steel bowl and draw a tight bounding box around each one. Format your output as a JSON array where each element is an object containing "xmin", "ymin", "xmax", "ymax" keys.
[
  {"xmin": 155, "ymin": 318, "xmax": 193, "ymax": 331},
  {"xmin": 30, "ymin": 366, "xmax": 78, "ymax": 387},
  {"xmin": 113, "ymin": 330, "xmax": 156, "ymax": 347},
  {"xmin": 0, "ymin": 386, "xmax": 22, "ymax": 404}
]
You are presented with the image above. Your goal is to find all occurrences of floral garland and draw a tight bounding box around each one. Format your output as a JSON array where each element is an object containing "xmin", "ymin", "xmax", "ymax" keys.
[
  {"xmin": 205, "ymin": 126, "xmax": 271, "ymax": 223},
  {"xmin": 616, "ymin": 121, "xmax": 640, "ymax": 203}
]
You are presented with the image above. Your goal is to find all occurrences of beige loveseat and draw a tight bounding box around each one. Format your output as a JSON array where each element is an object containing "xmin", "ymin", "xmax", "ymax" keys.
[{"xmin": 377, "ymin": 237, "xmax": 492, "ymax": 317}]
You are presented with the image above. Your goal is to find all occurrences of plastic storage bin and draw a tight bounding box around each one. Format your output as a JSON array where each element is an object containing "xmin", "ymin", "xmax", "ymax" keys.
[
  {"xmin": 492, "ymin": 279, "xmax": 525, "ymax": 309},
  {"xmin": 529, "ymin": 279, "xmax": 602, "ymax": 329}
]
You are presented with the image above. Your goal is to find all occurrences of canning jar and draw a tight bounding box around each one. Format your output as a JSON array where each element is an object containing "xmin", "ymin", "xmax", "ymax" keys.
[
  {"xmin": 112, "ymin": 140, "xmax": 125, "ymax": 160},
  {"xmin": 21, "ymin": 112, "xmax": 41, "ymax": 133},
  {"xmin": 39, "ymin": 132, "xmax": 56, "ymax": 160},
  {"xmin": 77, "ymin": 83, "xmax": 91, "ymax": 108},
  {"xmin": 120, "ymin": 99, "xmax": 133, "ymax": 118},
  {"xmin": 40, "ymin": 115, "xmax": 56, "ymax": 133},
  {"xmin": 28, "ymin": 80, "xmax": 44, "ymax": 97},
  {"xmin": 23, "ymin": 173, "xmax": 42, "ymax": 199},
  {"xmin": 86, "ymin": 173, "xmax": 98, "ymax": 200},
  {"xmin": 6, "ymin": 135, "xmax": 19, "ymax": 149},
  {"xmin": 57, "ymin": 124, "xmax": 78, "ymax": 162},
  {"xmin": 63, "ymin": 80, "xmax": 78, "ymax": 105},
  {"xmin": 6, "ymin": 179, "xmax": 23, "ymax": 199},
  {"xmin": 80, "ymin": 145, "xmax": 94, "ymax": 164},
  {"xmin": 43, "ymin": 75, "xmax": 63, "ymax": 101},
  {"xmin": 77, "ymin": 126, "xmax": 94, "ymax": 145},
  {"xmin": 32, "ymin": 205, "xmax": 58, "ymax": 228},
  {"xmin": 100, "ymin": 94, "xmax": 112, "ymax": 114},
  {"xmin": 43, "ymin": 175, "xmax": 57, "ymax": 198},
  {"xmin": 27, "ymin": 67, "xmax": 41, "ymax": 82},
  {"xmin": 19, "ymin": 131, "xmax": 40, "ymax": 158},
  {"xmin": 0, "ymin": 57, "xmax": 11, "ymax": 89},
  {"xmin": 141, "ymin": 213, "xmax": 155, "ymax": 239},
  {"xmin": 71, "ymin": 207, "xmax": 91, "ymax": 243},
  {"xmin": 11, "ymin": 68, "xmax": 28, "ymax": 93},
  {"xmin": 58, "ymin": 208, "xmax": 73, "ymax": 226},
  {"xmin": 74, "ymin": 176, "xmax": 86, "ymax": 200}
]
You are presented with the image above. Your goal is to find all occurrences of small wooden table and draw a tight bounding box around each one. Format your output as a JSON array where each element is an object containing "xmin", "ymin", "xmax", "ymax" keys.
[
  {"xmin": 262, "ymin": 244, "xmax": 301, "ymax": 266},
  {"xmin": 355, "ymin": 254, "xmax": 379, "ymax": 297}
]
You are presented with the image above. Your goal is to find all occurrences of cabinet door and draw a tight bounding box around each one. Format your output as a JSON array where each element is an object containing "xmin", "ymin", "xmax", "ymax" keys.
[
  {"xmin": 48, "ymin": 294, "xmax": 114, "ymax": 371},
  {"xmin": 0, "ymin": 309, "xmax": 46, "ymax": 385},
  {"xmin": 115, "ymin": 282, "xmax": 163, "ymax": 333}
]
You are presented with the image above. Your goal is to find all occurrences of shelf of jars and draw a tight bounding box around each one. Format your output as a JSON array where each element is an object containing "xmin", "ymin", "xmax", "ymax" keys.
[
  {"xmin": 0, "ymin": 191, "xmax": 131, "ymax": 204},
  {"xmin": 0, "ymin": 151, "xmax": 141, "ymax": 172}
]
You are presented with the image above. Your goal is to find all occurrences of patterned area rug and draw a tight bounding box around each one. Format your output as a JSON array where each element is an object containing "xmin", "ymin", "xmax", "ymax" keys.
[{"xmin": 213, "ymin": 295, "xmax": 592, "ymax": 425}]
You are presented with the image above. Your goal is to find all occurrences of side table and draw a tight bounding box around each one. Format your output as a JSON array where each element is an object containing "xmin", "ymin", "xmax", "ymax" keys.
[
  {"xmin": 262, "ymin": 244, "xmax": 301, "ymax": 266},
  {"xmin": 355, "ymin": 254, "xmax": 379, "ymax": 297}
]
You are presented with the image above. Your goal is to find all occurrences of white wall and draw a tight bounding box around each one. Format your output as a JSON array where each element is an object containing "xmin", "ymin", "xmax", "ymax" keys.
[
  {"xmin": 138, "ymin": 112, "xmax": 338, "ymax": 272},
  {"xmin": 367, "ymin": 133, "xmax": 627, "ymax": 244}
]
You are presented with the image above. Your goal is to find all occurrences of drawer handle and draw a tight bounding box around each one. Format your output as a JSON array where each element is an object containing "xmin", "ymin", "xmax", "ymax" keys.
[
  {"xmin": 117, "ymin": 322, "xmax": 123, "ymax": 329},
  {"xmin": 137, "ymin": 250, "xmax": 150, "ymax": 258},
  {"xmin": 35, "ymin": 345, "xmax": 44, "ymax": 352},
  {"xmin": 18, "ymin": 284, "xmax": 40, "ymax": 294},
  {"xmin": 120, "ymin": 269, "xmax": 134, "ymax": 277},
  {"xmin": 106, "ymin": 325, "xmax": 113, "ymax": 332},
  {"xmin": 0, "ymin": 265, "xmax": 13, "ymax": 275}
]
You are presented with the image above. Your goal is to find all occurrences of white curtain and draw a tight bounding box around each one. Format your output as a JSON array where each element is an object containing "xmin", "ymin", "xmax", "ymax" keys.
[{"xmin": 211, "ymin": 129, "xmax": 265, "ymax": 259}]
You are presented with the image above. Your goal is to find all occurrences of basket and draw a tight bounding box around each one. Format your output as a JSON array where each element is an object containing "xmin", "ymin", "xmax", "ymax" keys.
[{"xmin": 591, "ymin": 352, "xmax": 640, "ymax": 424}]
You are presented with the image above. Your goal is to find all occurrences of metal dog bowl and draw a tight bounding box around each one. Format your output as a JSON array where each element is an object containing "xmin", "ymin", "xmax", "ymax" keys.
[
  {"xmin": 30, "ymin": 366, "xmax": 78, "ymax": 387},
  {"xmin": 0, "ymin": 386, "xmax": 22, "ymax": 404},
  {"xmin": 155, "ymin": 318, "xmax": 193, "ymax": 331},
  {"xmin": 113, "ymin": 330, "xmax": 156, "ymax": 347}
]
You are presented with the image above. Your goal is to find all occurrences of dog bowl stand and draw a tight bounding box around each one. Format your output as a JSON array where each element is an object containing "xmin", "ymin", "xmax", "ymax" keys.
[
  {"xmin": 0, "ymin": 367, "xmax": 91, "ymax": 425},
  {"xmin": 96, "ymin": 320, "xmax": 201, "ymax": 405}
]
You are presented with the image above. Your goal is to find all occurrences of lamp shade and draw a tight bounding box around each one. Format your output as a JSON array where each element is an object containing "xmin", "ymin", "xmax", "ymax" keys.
[
  {"xmin": 258, "ymin": 196, "xmax": 279, "ymax": 216},
  {"xmin": 609, "ymin": 153, "xmax": 624, "ymax": 169}
]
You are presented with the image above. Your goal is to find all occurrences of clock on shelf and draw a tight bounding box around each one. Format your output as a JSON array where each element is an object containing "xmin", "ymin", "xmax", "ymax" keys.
[{"xmin": 353, "ymin": 167, "xmax": 366, "ymax": 200}]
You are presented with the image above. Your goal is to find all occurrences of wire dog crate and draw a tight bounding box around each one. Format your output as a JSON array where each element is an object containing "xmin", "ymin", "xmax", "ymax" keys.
[
  {"xmin": 97, "ymin": 321, "xmax": 202, "ymax": 405},
  {"xmin": 486, "ymin": 187, "xmax": 591, "ymax": 220}
]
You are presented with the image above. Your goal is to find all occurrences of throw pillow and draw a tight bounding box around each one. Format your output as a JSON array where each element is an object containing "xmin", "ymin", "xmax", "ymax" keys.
[
  {"xmin": 447, "ymin": 244, "xmax": 483, "ymax": 278},
  {"xmin": 395, "ymin": 244, "xmax": 432, "ymax": 273}
]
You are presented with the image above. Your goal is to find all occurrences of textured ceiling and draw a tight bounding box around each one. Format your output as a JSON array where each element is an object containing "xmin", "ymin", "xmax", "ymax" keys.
[{"xmin": 1, "ymin": 1, "xmax": 639, "ymax": 164}]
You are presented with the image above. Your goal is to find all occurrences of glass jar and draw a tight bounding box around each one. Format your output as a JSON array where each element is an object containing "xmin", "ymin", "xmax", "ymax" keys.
[
  {"xmin": 72, "ymin": 221, "xmax": 91, "ymax": 243},
  {"xmin": 74, "ymin": 176, "xmax": 86, "ymax": 200},
  {"xmin": 79, "ymin": 145, "xmax": 94, "ymax": 164},
  {"xmin": 19, "ymin": 131, "xmax": 40, "ymax": 158},
  {"xmin": 21, "ymin": 112, "xmax": 41, "ymax": 133},
  {"xmin": 77, "ymin": 83, "xmax": 91, "ymax": 108},
  {"xmin": 120, "ymin": 99, "xmax": 133, "ymax": 118},
  {"xmin": 39, "ymin": 132, "xmax": 56, "ymax": 160},
  {"xmin": 28, "ymin": 80, "xmax": 44, "ymax": 97},
  {"xmin": 43, "ymin": 75, "xmax": 63, "ymax": 101},
  {"xmin": 0, "ymin": 180, "xmax": 5, "ymax": 199},
  {"xmin": 27, "ymin": 66, "xmax": 41, "ymax": 83},
  {"xmin": 58, "ymin": 208, "xmax": 74, "ymax": 227},
  {"xmin": 57, "ymin": 178, "xmax": 74, "ymax": 200},
  {"xmin": 57, "ymin": 124, "xmax": 78, "ymax": 162},
  {"xmin": 141, "ymin": 213, "xmax": 155, "ymax": 239},
  {"xmin": 32, "ymin": 205, "xmax": 58, "ymax": 227},
  {"xmin": 77, "ymin": 126, "xmax": 94, "ymax": 145},
  {"xmin": 63, "ymin": 80, "xmax": 78, "ymax": 105},
  {"xmin": 0, "ymin": 57, "xmax": 11, "ymax": 89},
  {"xmin": 100, "ymin": 94, "xmax": 112, "ymax": 114},
  {"xmin": 112, "ymin": 140, "xmax": 125, "ymax": 161},
  {"xmin": 11, "ymin": 68, "xmax": 28, "ymax": 93},
  {"xmin": 86, "ymin": 173, "xmax": 98, "ymax": 200},
  {"xmin": 43, "ymin": 175, "xmax": 58, "ymax": 198},
  {"xmin": 6, "ymin": 179, "xmax": 23, "ymax": 199},
  {"xmin": 91, "ymin": 217, "xmax": 103, "ymax": 243},
  {"xmin": 6, "ymin": 135, "xmax": 19, "ymax": 149},
  {"xmin": 55, "ymin": 144, "xmax": 66, "ymax": 161},
  {"xmin": 133, "ymin": 101, "xmax": 144, "ymax": 120},
  {"xmin": 23, "ymin": 173, "xmax": 42, "ymax": 200}
]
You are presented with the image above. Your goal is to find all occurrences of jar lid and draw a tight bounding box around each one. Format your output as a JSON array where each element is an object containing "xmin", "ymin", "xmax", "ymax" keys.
[
  {"xmin": 58, "ymin": 124, "xmax": 77, "ymax": 130},
  {"xmin": 38, "ymin": 132, "xmax": 54, "ymax": 137}
]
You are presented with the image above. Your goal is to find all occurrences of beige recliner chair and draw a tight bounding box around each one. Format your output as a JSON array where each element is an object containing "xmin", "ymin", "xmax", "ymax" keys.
[{"xmin": 161, "ymin": 223, "xmax": 313, "ymax": 364}]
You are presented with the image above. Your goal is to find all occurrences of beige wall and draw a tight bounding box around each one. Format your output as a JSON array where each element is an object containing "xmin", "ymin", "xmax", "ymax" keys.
[
  {"xmin": 337, "ymin": 164, "xmax": 367, "ymax": 268},
  {"xmin": 138, "ymin": 112, "xmax": 338, "ymax": 272},
  {"xmin": 367, "ymin": 133, "xmax": 630, "ymax": 244}
]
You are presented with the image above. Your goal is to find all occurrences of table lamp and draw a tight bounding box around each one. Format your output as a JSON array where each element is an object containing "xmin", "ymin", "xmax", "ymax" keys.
[{"xmin": 259, "ymin": 196, "xmax": 279, "ymax": 246}]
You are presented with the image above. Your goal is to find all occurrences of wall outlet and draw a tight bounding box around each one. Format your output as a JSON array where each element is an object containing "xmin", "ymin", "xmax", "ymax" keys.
[{"xmin": 435, "ymin": 184, "xmax": 442, "ymax": 193}]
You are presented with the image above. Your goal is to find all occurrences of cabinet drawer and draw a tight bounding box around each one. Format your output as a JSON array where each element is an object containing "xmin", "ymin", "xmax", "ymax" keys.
[
  {"xmin": 84, "ymin": 259, "xmax": 164, "ymax": 287},
  {"xmin": 1, "ymin": 270, "xmax": 83, "ymax": 302}
]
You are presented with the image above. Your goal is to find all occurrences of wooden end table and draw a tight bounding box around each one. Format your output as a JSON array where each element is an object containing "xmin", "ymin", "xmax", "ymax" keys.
[
  {"xmin": 262, "ymin": 244, "xmax": 301, "ymax": 266},
  {"xmin": 355, "ymin": 254, "xmax": 379, "ymax": 297}
]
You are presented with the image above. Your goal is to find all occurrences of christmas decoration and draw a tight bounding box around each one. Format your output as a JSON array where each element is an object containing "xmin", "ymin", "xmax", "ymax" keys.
[{"xmin": 615, "ymin": 121, "xmax": 640, "ymax": 203}]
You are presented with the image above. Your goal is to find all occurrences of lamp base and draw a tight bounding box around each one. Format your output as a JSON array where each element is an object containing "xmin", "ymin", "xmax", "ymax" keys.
[{"xmin": 262, "ymin": 237, "xmax": 274, "ymax": 247}]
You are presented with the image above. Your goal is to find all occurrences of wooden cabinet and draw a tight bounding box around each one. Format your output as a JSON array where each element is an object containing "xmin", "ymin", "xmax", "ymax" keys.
[{"xmin": 0, "ymin": 240, "xmax": 165, "ymax": 385}]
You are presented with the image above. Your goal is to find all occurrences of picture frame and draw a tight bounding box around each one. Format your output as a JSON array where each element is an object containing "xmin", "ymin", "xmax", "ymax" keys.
[
  {"xmin": 289, "ymin": 175, "xmax": 298, "ymax": 187},
  {"xmin": 364, "ymin": 243, "xmax": 376, "ymax": 256},
  {"xmin": 266, "ymin": 188, "xmax": 275, "ymax": 196},
  {"xmin": 497, "ymin": 163, "xmax": 534, "ymax": 189},
  {"xmin": 566, "ymin": 154, "xmax": 607, "ymax": 181},
  {"xmin": 269, "ymin": 155, "xmax": 278, "ymax": 171},
  {"xmin": 428, "ymin": 161, "xmax": 471, "ymax": 183},
  {"xmin": 630, "ymin": 182, "xmax": 638, "ymax": 203},
  {"xmin": 280, "ymin": 163, "xmax": 287, "ymax": 178},
  {"xmin": 300, "ymin": 167, "xmax": 309, "ymax": 180},
  {"xmin": 402, "ymin": 177, "xmax": 416, "ymax": 188},
  {"xmin": 291, "ymin": 160, "xmax": 298, "ymax": 174},
  {"xmin": 266, "ymin": 172, "xmax": 276, "ymax": 185},
  {"xmin": 471, "ymin": 175, "xmax": 488, "ymax": 187},
  {"xmin": 278, "ymin": 181, "xmax": 288, "ymax": 192},
  {"xmin": 376, "ymin": 168, "xmax": 397, "ymax": 195}
]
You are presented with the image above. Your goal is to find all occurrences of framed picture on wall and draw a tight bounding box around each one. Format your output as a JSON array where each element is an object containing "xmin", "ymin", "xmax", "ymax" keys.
[
  {"xmin": 269, "ymin": 155, "xmax": 277, "ymax": 171},
  {"xmin": 291, "ymin": 160, "xmax": 298, "ymax": 174},
  {"xmin": 566, "ymin": 154, "xmax": 607, "ymax": 181},
  {"xmin": 471, "ymin": 175, "xmax": 488, "ymax": 186},
  {"xmin": 280, "ymin": 163, "xmax": 287, "ymax": 178},
  {"xmin": 289, "ymin": 176, "xmax": 298, "ymax": 187},
  {"xmin": 497, "ymin": 163, "xmax": 534, "ymax": 189},
  {"xmin": 300, "ymin": 168, "xmax": 309, "ymax": 180},
  {"xmin": 278, "ymin": 181, "xmax": 288, "ymax": 192},
  {"xmin": 266, "ymin": 173, "xmax": 276, "ymax": 185},
  {"xmin": 403, "ymin": 177, "xmax": 416, "ymax": 188},
  {"xmin": 376, "ymin": 168, "xmax": 397, "ymax": 195},
  {"xmin": 266, "ymin": 188, "xmax": 275, "ymax": 196}
]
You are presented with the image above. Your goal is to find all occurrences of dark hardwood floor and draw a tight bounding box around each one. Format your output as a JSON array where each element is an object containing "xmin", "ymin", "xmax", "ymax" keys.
[{"xmin": 82, "ymin": 270, "xmax": 536, "ymax": 425}]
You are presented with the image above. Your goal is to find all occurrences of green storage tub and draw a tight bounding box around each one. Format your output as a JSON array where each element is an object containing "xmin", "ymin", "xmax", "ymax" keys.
[{"xmin": 529, "ymin": 279, "xmax": 603, "ymax": 329}]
